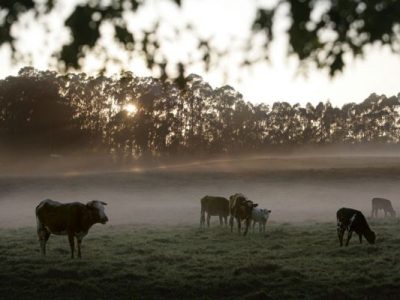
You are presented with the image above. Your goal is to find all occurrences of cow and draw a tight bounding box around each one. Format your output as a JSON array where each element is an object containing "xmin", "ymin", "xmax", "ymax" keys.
[
  {"xmin": 200, "ymin": 196, "xmax": 229, "ymax": 228},
  {"xmin": 35, "ymin": 199, "xmax": 109, "ymax": 258},
  {"xmin": 336, "ymin": 207, "xmax": 375, "ymax": 247},
  {"xmin": 251, "ymin": 208, "xmax": 271, "ymax": 233},
  {"xmin": 371, "ymin": 197, "xmax": 396, "ymax": 218},
  {"xmin": 229, "ymin": 193, "xmax": 258, "ymax": 236}
]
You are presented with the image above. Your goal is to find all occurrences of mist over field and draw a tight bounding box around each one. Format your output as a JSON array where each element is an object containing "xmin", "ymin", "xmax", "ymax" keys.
[
  {"xmin": 2, "ymin": 76, "xmax": 400, "ymax": 298},
  {"xmin": 2, "ymin": 149, "xmax": 400, "ymax": 228},
  {"xmin": 3, "ymin": 150, "xmax": 400, "ymax": 299},
  {"xmin": 3, "ymin": 1, "xmax": 400, "ymax": 298}
]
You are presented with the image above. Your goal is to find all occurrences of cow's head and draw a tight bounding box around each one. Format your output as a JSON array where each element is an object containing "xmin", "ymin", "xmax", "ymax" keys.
[
  {"xmin": 240, "ymin": 200, "xmax": 258, "ymax": 217},
  {"xmin": 365, "ymin": 230, "xmax": 376, "ymax": 244},
  {"xmin": 87, "ymin": 200, "xmax": 109, "ymax": 224},
  {"xmin": 262, "ymin": 209, "xmax": 272, "ymax": 218},
  {"xmin": 230, "ymin": 193, "xmax": 246, "ymax": 202}
]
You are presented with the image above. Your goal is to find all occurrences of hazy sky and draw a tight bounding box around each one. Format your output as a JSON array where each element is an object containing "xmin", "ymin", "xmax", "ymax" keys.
[{"xmin": 1, "ymin": 0, "xmax": 400, "ymax": 107}]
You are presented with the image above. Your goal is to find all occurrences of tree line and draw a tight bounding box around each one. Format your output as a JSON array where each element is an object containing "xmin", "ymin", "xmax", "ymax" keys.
[{"xmin": 0, "ymin": 67, "xmax": 399, "ymax": 162}]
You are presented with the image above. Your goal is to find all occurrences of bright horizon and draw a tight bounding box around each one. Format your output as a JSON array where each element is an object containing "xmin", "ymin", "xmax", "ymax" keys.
[{"xmin": 1, "ymin": 0, "xmax": 400, "ymax": 107}]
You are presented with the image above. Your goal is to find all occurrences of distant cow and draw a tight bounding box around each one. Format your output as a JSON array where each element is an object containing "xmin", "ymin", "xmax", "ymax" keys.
[
  {"xmin": 36, "ymin": 199, "xmax": 109, "ymax": 258},
  {"xmin": 200, "ymin": 196, "xmax": 229, "ymax": 228},
  {"xmin": 251, "ymin": 208, "xmax": 271, "ymax": 233},
  {"xmin": 336, "ymin": 207, "xmax": 375, "ymax": 247},
  {"xmin": 229, "ymin": 193, "xmax": 258, "ymax": 236},
  {"xmin": 371, "ymin": 197, "xmax": 396, "ymax": 218}
]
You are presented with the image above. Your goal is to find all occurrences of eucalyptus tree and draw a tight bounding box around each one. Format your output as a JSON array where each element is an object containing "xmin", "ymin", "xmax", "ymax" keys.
[{"xmin": 0, "ymin": 67, "xmax": 81, "ymax": 153}]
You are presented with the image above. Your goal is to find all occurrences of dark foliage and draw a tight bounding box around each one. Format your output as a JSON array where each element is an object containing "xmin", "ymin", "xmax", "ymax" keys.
[
  {"xmin": 1, "ymin": 1, "xmax": 400, "ymax": 77},
  {"xmin": 0, "ymin": 67, "xmax": 399, "ymax": 160}
]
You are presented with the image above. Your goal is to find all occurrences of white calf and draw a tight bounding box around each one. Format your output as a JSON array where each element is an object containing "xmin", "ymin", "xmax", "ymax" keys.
[{"xmin": 251, "ymin": 208, "xmax": 271, "ymax": 233}]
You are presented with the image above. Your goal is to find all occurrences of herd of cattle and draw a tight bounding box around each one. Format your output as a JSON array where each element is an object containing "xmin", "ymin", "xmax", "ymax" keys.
[
  {"xmin": 35, "ymin": 196, "xmax": 396, "ymax": 258},
  {"xmin": 200, "ymin": 193, "xmax": 270, "ymax": 235}
]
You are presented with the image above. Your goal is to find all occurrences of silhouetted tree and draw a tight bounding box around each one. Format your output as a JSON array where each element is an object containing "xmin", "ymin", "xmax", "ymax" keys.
[
  {"xmin": 1, "ymin": 68, "xmax": 400, "ymax": 161},
  {"xmin": 0, "ymin": 67, "xmax": 84, "ymax": 154}
]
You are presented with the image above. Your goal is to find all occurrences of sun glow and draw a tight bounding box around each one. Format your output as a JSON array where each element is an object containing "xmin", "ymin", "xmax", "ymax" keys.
[{"xmin": 123, "ymin": 103, "xmax": 137, "ymax": 115}]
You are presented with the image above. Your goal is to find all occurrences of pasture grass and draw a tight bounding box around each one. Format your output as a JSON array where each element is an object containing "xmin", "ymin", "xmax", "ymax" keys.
[{"xmin": 1, "ymin": 220, "xmax": 400, "ymax": 300}]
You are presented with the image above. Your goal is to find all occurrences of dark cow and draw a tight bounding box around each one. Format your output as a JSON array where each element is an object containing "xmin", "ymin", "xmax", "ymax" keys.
[
  {"xmin": 229, "ymin": 193, "xmax": 258, "ymax": 236},
  {"xmin": 200, "ymin": 196, "xmax": 229, "ymax": 228},
  {"xmin": 371, "ymin": 197, "xmax": 396, "ymax": 218},
  {"xmin": 36, "ymin": 199, "xmax": 109, "ymax": 258},
  {"xmin": 336, "ymin": 207, "xmax": 375, "ymax": 247}
]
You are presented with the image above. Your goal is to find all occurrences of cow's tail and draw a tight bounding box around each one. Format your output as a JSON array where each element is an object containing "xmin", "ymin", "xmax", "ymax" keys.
[
  {"xmin": 35, "ymin": 202, "xmax": 42, "ymax": 215},
  {"xmin": 35, "ymin": 200, "xmax": 50, "ymax": 236}
]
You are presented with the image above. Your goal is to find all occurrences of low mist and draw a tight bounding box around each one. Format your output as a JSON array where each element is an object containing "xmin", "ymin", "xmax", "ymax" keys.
[{"xmin": 1, "ymin": 148, "xmax": 400, "ymax": 228}]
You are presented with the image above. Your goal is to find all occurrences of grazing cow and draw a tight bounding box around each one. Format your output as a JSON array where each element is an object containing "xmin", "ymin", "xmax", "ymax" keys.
[
  {"xmin": 200, "ymin": 196, "xmax": 229, "ymax": 228},
  {"xmin": 229, "ymin": 193, "xmax": 258, "ymax": 236},
  {"xmin": 36, "ymin": 199, "xmax": 109, "ymax": 258},
  {"xmin": 371, "ymin": 197, "xmax": 396, "ymax": 218},
  {"xmin": 251, "ymin": 208, "xmax": 271, "ymax": 233},
  {"xmin": 336, "ymin": 207, "xmax": 375, "ymax": 247}
]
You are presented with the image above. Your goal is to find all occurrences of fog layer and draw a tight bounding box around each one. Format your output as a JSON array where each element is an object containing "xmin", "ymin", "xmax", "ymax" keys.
[{"xmin": 1, "ymin": 154, "xmax": 400, "ymax": 228}]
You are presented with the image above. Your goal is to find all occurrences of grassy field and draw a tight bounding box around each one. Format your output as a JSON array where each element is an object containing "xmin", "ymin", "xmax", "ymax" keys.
[
  {"xmin": 1, "ymin": 220, "xmax": 400, "ymax": 300},
  {"xmin": 2, "ymin": 154, "xmax": 400, "ymax": 299}
]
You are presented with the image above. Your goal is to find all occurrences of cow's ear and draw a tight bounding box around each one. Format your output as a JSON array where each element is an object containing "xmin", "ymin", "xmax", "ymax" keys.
[
  {"xmin": 268, "ymin": 210, "xmax": 272, "ymax": 213},
  {"xmin": 100, "ymin": 201, "xmax": 107, "ymax": 206},
  {"xmin": 253, "ymin": 203, "xmax": 258, "ymax": 208},
  {"xmin": 86, "ymin": 201, "xmax": 94, "ymax": 207}
]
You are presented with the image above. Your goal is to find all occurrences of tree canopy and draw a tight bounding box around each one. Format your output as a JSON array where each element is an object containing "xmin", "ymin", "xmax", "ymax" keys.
[
  {"xmin": 1, "ymin": 68, "xmax": 399, "ymax": 161},
  {"xmin": 1, "ymin": 0, "xmax": 400, "ymax": 78}
]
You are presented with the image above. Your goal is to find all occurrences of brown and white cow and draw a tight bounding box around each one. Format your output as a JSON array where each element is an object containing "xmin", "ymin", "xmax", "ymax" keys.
[
  {"xmin": 371, "ymin": 197, "xmax": 396, "ymax": 218},
  {"xmin": 200, "ymin": 196, "xmax": 229, "ymax": 228},
  {"xmin": 36, "ymin": 199, "xmax": 109, "ymax": 258},
  {"xmin": 229, "ymin": 193, "xmax": 258, "ymax": 236}
]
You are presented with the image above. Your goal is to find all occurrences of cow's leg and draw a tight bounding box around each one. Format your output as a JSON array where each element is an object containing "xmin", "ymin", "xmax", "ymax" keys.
[
  {"xmin": 200, "ymin": 211, "xmax": 205, "ymax": 229},
  {"xmin": 37, "ymin": 219, "xmax": 50, "ymax": 256},
  {"xmin": 237, "ymin": 218, "xmax": 241, "ymax": 234},
  {"xmin": 38, "ymin": 229, "xmax": 50, "ymax": 256},
  {"xmin": 337, "ymin": 222, "xmax": 345, "ymax": 247},
  {"xmin": 252, "ymin": 220, "xmax": 256, "ymax": 232},
  {"xmin": 219, "ymin": 215, "xmax": 223, "ymax": 226},
  {"xmin": 76, "ymin": 237, "xmax": 82, "ymax": 258},
  {"xmin": 224, "ymin": 216, "xmax": 227, "ymax": 227},
  {"xmin": 359, "ymin": 234, "xmax": 362, "ymax": 244},
  {"xmin": 206, "ymin": 214, "xmax": 211, "ymax": 228},
  {"xmin": 263, "ymin": 221, "xmax": 266, "ymax": 233},
  {"xmin": 43, "ymin": 231, "xmax": 50, "ymax": 255},
  {"xmin": 67, "ymin": 232, "xmax": 75, "ymax": 259},
  {"xmin": 345, "ymin": 230, "xmax": 353, "ymax": 247},
  {"xmin": 243, "ymin": 219, "xmax": 250, "ymax": 236},
  {"xmin": 385, "ymin": 210, "xmax": 387, "ymax": 217},
  {"xmin": 229, "ymin": 216, "xmax": 234, "ymax": 232}
]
